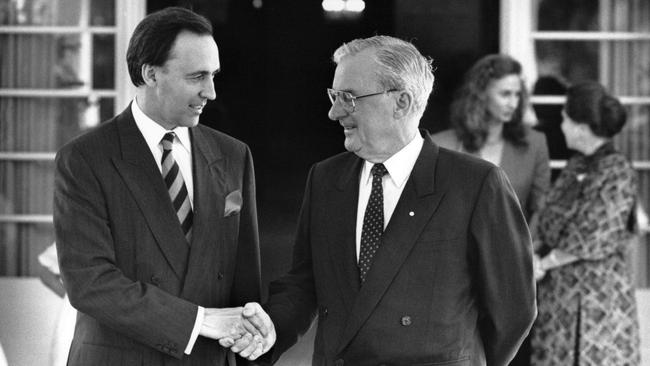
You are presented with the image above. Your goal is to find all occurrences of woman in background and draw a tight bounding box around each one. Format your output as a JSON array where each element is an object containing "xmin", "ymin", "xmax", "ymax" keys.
[
  {"xmin": 432, "ymin": 54, "xmax": 550, "ymax": 221},
  {"xmin": 531, "ymin": 81, "xmax": 640, "ymax": 365}
]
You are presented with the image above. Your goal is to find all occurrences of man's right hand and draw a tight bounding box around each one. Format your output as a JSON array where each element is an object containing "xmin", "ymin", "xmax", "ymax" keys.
[{"xmin": 199, "ymin": 307, "xmax": 257, "ymax": 340}]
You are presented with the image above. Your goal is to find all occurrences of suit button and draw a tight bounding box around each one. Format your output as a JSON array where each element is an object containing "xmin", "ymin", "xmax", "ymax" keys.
[
  {"xmin": 400, "ymin": 315, "xmax": 412, "ymax": 326},
  {"xmin": 334, "ymin": 359, "xmax": 344, "ymax": 366},
  {"xmin": 319, "ymin": 306, "xmax": 328, "ymax": 318},
  {"xmin": 217, "ymin": 272, "xmax": 224, "ymax": 280},
  {"xmin": 151, "ymin": 276, "xmax": 160, "ymax": 286}
]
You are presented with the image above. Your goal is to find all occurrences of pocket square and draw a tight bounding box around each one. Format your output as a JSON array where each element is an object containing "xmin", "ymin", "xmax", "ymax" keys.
[{"xmin": 224, "ymin": 190, "xmax": 242, "ymax": 217}]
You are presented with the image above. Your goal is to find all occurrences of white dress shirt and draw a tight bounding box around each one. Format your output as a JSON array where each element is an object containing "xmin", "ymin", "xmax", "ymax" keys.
[
  {"xmin": 131, "ymin": 100, "xmax": 194, "ymax": 208},
  {"xmin": 355, "ymin": 133, "xmax": 424, "ymax": 260},
  {"xmin": 131, "ymin": 99, "xmax": 203, "ymax": 354}
]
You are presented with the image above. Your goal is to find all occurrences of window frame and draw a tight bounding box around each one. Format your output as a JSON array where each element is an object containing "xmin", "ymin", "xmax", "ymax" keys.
[
  {"xmin": 500, "ymin": 0, "xmax": 650, "ymax": 286},
  {"xmin": 0, "ymin": 0, "xmax": 145, "ymax": 225}
]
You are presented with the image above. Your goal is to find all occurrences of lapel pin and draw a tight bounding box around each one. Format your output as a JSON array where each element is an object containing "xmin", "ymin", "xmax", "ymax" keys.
[{"xmin": 409, "ymin": 211, "xmax": 414, "ymax": 217}]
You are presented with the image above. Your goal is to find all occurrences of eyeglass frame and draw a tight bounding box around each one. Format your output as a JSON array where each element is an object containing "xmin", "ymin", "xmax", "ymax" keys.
[{"xmin": 327, "ymin": 88, "xmax": 400, "ymax": 113}]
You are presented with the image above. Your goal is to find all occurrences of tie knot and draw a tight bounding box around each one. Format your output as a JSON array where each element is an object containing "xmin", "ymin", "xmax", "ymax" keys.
[
  {"xmin": 161, "ymin": 132, "xmax": 175, "ymax": 151},
  {"xmin": 371, "ymin": 163, "xmax": 387, "ymax": 178}
]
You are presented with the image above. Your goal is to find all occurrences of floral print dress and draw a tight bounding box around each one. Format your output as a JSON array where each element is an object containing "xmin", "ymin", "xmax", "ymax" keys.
[{"xmin": 531, "ymin": 142, "xmax": 640, "ymax": 365}]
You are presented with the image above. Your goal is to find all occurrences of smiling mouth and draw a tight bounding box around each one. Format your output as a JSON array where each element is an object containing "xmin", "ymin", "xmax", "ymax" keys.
[{"xmin": 190, "ymin": 104, "xmax": 205, "ymax": 112}]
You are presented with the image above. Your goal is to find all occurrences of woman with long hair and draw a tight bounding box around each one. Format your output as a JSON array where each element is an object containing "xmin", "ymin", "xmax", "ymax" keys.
[{"xmin": 432, "ymin": 54, "xmax": 550, "ymax": 221}]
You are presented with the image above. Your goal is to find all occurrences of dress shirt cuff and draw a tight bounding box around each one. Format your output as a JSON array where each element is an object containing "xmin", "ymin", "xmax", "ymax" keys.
[
  {"xmin": 185, "ymin": 306, "xmax": 205, "ymax": 354},
  {"xmin": 540, "ymin": 249, "xmax": 578, "ymax": 271}
]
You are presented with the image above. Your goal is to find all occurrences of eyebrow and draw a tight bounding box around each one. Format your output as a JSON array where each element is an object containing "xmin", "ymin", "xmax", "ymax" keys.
[
  {"xmin": 188, "ymin": 69, "xmax": 221, "ymax": 77},
  {"xmin": 333, "ymin": 87, "xmax": 357, "ymax": 94}
]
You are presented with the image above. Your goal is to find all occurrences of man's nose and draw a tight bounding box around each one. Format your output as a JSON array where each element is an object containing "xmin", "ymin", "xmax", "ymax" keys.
[
  {"xmin": 201, "ymin": 78, "xmax": 217, "ymax": 100},
  {"xmin": 328, "ymin": 100, "xmax": 348, "ymax": 121}
]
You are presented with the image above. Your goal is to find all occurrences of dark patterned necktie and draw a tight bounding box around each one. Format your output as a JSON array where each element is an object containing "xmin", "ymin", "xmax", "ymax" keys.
[
  {"xmin": 161, "ymin": 132, "xmax": 193, "ymax": 243},
  {"xmin": 359, "ymin": 163, "xmax": 388, "ymax": 284}
]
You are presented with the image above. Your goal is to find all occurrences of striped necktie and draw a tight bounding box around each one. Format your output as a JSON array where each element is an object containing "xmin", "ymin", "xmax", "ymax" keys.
[{"xmin": 160, "ymin": 132, "xmax": 193, "ymax": 243}]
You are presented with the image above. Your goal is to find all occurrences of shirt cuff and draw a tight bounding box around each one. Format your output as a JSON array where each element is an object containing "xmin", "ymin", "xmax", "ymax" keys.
[{"xmin": 184, "ymin": 306, "xmax": 205, "ymax": 354}]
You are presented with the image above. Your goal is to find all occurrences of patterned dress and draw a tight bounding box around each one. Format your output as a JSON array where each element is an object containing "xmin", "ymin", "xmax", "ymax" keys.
[{"xmin": 531, "ymin": 142, "xmax": 640, "ymax": 365}]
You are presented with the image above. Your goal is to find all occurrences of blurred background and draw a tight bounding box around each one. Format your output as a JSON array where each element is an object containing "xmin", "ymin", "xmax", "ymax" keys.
[{"xmin": 0, "ymin": 0, "xmax": 649, "ymax": 364}]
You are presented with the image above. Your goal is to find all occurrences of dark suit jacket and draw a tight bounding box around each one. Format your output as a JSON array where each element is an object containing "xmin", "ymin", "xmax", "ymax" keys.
[
  {"xmin": 431, "ymin": 128, "xmax": 550, "ymax": 220},
  {"xmin": 54, "ymin": 106, "xmax": 262, "ymax": 366},
  {"xmin": 265, "ymin": 131, "xmax": 536, "ymax": 366}
]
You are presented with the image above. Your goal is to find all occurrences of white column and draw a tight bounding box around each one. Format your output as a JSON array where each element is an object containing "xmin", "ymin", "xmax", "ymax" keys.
[
  {"xmin": 500, "ymin": 0, "xmax": 537, "ymax": 89},
  {"xmin": 115, "ymin": 0, "xmax": 146, "ymax": 113}
]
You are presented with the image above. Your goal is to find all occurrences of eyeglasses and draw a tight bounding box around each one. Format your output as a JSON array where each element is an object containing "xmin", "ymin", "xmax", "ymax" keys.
[{"xmin": 327, "ymin": 88, "xmax": 399, "ymax": 113}]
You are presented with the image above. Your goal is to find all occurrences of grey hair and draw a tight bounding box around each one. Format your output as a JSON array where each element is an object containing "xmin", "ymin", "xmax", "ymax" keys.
[{"xmin": 333, "ymin": 35, "xmax": 435, "ymax": 120}]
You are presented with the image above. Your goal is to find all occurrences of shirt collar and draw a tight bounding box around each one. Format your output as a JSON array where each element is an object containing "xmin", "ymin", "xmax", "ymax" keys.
[
  {"xmin": 131, "ymin": 98, "xmax": 191, "ymax": 154},
  {"xmin": 362, "ymin": 133, "xmax": 424, "ymax": 187}
]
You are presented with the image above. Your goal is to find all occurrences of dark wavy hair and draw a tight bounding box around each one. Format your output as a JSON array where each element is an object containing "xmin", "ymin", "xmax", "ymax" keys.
[
  {"xmin": 565, "ymin": 81, "xmax": 627, "ymax": 138},
  {"xmin": 126, "ymin": 7, "xmax": 213, "ymax": 87},
  {"xmin": 450, "ymin": 54, "xmax": 529, "ymax": 152}
]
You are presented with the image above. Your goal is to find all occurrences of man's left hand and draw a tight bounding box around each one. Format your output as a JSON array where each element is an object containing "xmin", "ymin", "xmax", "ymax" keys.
[{"xmin": 219, "ymin": 302, "xmax": 276, "ymax": 360}]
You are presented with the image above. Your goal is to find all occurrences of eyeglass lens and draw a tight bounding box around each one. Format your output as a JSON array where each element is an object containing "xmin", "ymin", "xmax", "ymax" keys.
[{"xmin": 328, "ymin": 89, "xmax": 354, "ymax": 108}]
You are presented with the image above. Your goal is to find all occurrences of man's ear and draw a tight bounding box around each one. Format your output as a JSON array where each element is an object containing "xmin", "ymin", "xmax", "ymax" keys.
[
  {"xmin": 142, "ymin": 64, "xmax": 157, "ymax": 86},
  {"xmin": 394, "ymin": 90, "xmax": 413, "ymax": 119}
]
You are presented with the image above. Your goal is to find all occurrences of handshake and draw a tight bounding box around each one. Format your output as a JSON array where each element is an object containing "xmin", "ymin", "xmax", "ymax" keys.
[{"xmin": 200, "ymin": 302, "xmax": 276, "ymax": 361}]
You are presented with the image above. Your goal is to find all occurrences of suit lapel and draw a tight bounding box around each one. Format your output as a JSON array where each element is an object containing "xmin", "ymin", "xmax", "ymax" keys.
[
  {"xmin": 111, "ymin": 107, "xmax": 189, "ymax": 280},
  {"xmin": 327, "ymin": 156, "xmax": 364, "ymax": 310},
  {"xmin": 181, "ymin": 127, "xmax": 227, "ymax": 298},
  {"xmin": 337, "ymin": 134, "xmax": 445, "ymax": 353}
]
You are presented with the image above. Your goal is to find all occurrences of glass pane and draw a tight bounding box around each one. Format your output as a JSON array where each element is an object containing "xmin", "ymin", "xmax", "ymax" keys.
[
  {"xmin": 0, "ymin": 223, "xmax": 54, "ymax": 276},
  {"xmin": 535, "ymin": 40, "xmax": 650, "ymax": 95},
  {"xmin": 601, "ymin": 42, "xmax": 650, "ymax": 97},
  {"xmin": 99, "ymin": 97, "xmax": 115, "ymax": 121},
  {"xmin": 0, "ymin": 97, "xmax": 114, "ymax": 152},
  {"xmin": 91, "ymin": 0, "xmax": 115, "ymax": 26},
  {"xmin": 535, "ymin": 41, "xmax": 598, "ymax": 85},
  {"xmin": 92, "ymin": 34, "xmax": 114, "ymax": 89},
  {"xmin": 0, "ymin": 0, "xmax": 83, "ymax": 26},
  {"xmin": 535, "ymin": 0, "xmax": 650, "ymax": 32},
  {"xmin": 614, "ymin": 105, "xmax": 650, "ymax": 164},
  {"xmin": 0, "ymin": 34, "xmax": 87, "ymax": 89},
  {"xmin": 0, "ymin": 160, "xmax": 55, "ymax": 215}
]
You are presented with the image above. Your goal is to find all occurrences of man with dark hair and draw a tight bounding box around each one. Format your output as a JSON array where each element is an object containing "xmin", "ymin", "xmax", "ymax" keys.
[
  {"xmin": 254, "ymin": 35, "xmax": 535, "ymax": 366},
  {"xmin": 54, "ymin": 7, "xmax": 274, "ymax": 365}
]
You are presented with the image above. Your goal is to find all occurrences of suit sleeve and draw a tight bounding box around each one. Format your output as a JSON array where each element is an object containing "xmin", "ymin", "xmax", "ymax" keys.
[
  {"xmin": 470, "ymin": 167, "xmax": 536, "ymax": 366},
  {"xmin": 263, "ymin": 165, "xmax": 319, "ymax": 361},
  {"xmin": 230, "ymin": 145, "xmax": 263, "ymax": 304},
  {"xmin": 54, "ymin": 145, "xmax": 197, "ymax": 359}
]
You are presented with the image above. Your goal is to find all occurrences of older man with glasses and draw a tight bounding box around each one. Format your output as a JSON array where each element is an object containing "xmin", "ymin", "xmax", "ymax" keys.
[{"xmin": 253, "ymin": 35, "xmax": 536, "ymax": 366}]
